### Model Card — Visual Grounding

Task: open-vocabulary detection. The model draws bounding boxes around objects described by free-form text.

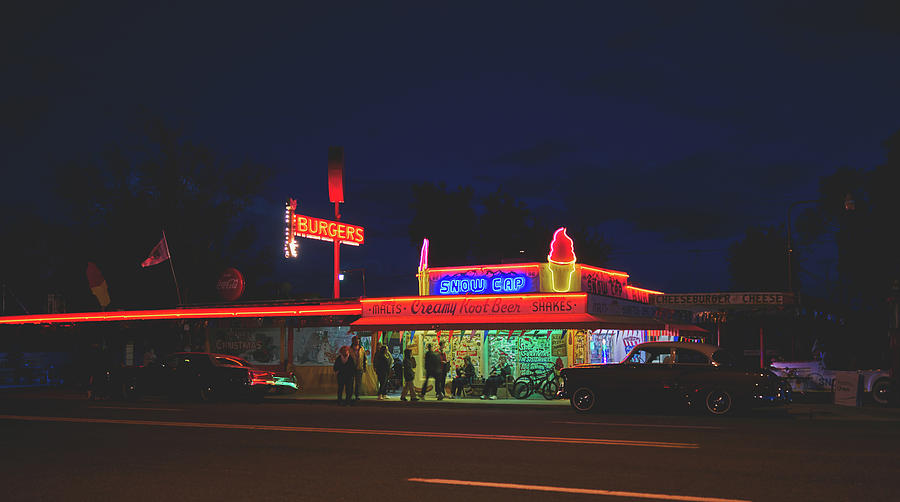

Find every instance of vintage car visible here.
[116,352,276,401]
[558,342,792,415]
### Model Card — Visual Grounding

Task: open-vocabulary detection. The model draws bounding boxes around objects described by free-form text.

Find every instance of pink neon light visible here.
[0,305,362,325]
[419,238,429,271]
[548,228,576,264]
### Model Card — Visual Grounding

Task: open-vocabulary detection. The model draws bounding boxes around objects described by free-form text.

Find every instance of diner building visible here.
[0,228,704,396]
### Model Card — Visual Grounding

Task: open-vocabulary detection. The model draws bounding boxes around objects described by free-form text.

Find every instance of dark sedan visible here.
[117,352,275,402]
[558,342,791,415]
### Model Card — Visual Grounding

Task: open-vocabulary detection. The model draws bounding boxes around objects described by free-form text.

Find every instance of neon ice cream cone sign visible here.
[548,227,577,292]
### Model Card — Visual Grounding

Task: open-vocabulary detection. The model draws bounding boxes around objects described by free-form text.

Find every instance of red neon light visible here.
[627,286,664,295]
[361,292,587,303]
[0,305,362,325]
[426,263,541,274]
[579,265,630,278]
[548,227,576,264]
[292,214,364,245]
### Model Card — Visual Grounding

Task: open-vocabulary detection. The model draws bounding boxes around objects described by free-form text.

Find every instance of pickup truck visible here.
[769,360,891,405]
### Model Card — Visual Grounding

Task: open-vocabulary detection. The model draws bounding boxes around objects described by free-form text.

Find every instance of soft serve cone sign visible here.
[548,227,577,292]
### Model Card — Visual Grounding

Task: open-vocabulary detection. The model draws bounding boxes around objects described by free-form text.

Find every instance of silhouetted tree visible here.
[727,225,789,292]
[52,115,273,308]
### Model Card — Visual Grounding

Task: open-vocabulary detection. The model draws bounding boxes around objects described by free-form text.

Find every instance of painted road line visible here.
[89,406,185,412]
[408,478,750,502]
[554,421,726,430]
[0,415,698,449]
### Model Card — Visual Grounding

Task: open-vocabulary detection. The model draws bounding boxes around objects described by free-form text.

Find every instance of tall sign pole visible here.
[328,147,345,299]
[284,148,363,299]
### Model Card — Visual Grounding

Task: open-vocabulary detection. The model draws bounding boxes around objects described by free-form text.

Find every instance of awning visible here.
[666,323,709,333]
[349,313,665,332]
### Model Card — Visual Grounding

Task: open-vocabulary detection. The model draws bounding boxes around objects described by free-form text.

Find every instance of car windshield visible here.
[215,356,251,367]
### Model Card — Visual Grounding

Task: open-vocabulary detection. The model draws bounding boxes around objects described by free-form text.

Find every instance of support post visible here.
[333,202,341,299]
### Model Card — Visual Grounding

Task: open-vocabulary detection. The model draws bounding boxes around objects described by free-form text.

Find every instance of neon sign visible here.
[548,227,577,292]
[284,199,364,258]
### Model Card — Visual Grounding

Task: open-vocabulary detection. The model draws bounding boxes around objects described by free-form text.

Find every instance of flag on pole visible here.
[141,235,171,267]
[86,262,111,308]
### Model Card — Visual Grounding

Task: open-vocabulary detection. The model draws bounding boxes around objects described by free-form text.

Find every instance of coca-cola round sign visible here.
[217,268,245,301]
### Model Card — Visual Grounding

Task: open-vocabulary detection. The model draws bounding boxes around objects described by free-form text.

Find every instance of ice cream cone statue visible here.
[548,227,577,292]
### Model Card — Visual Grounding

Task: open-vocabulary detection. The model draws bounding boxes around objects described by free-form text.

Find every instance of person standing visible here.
[349,335,367,400]
[400,348,418,402]
[436,340,449,400]
[333,346,355,406]
[421,344,440,400]
[374,344,392,400]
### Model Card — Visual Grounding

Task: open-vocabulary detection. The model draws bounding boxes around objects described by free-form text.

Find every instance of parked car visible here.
[558,342,792,415]
[210,354,300,394]
[115,352,275,402]
[769,359,892,405]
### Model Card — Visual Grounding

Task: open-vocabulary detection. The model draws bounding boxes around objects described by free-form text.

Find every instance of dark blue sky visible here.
[4,2,899,297]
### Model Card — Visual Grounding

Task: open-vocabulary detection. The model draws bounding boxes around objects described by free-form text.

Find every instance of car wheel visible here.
[704,389,733,416]
[570,387,596,413]
[871,378,891,406]
[198,384,214,402]
[122,382,139,401]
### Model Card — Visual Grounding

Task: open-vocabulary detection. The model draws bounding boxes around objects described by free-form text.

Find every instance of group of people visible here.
[333,337,514,403]
[331,335,369,405]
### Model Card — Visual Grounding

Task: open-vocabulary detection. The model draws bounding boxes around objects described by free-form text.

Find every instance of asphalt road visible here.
[1,391,898,502]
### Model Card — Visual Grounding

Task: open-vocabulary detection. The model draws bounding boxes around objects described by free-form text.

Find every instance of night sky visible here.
[4,2,899,298]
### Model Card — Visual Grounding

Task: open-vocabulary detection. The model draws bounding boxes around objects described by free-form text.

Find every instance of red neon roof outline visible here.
[361,292,587,303]
[425,263,542,274]
[0,305,362,325]
[579,264,630,278]
[627,285,665,295]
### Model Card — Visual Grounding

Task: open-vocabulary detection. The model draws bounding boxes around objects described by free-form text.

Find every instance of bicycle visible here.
[512,365,559,400]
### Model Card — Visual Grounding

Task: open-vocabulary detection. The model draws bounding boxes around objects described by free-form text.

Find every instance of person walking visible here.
[333,346,355,406]
[421,344,440,400]
[436,340,449,400]
[349,335,367,400]
[374,344,393,400]
[400,348,418,402]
